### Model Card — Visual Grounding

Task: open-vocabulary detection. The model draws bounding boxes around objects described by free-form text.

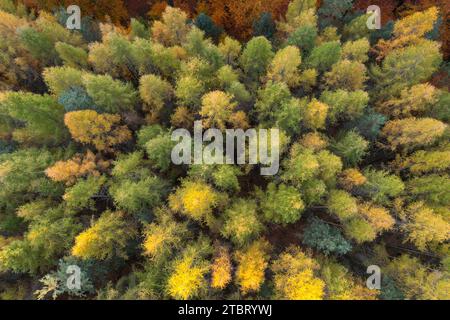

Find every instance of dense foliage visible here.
[0,0,449,300]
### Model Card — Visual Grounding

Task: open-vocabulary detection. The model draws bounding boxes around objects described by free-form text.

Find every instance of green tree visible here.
[258,183,304,225]
[303,218,352,255]
[240,36,274,81]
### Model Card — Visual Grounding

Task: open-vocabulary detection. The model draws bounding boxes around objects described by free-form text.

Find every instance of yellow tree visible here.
[151,6,190,46]
[235,239,271,294]
[169,180,221,227]
[199,91,237,130]
[64,110,132,152]
[401,202,450,251]
[267,46,301,87]
[272,246,325,300]
[72,211,137,260]
[382,118,447,151]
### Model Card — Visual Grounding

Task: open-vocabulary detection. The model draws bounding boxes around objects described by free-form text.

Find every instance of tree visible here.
[305,41,341,72]
[381,118,447,151]
[166,252,209,300]
[235,239,271,294]
[342,38,370,63]
[377,83,438,118]
[143,211,189,261]
[267,46,301,87]
[253,12,276,40]
[43,66,84,96]
[151,6,190,46]
[303,98,329,130]
[175,76,205,108]
[358,202,395,234]
[57,86,97,113]
[400,149,450,175]
[318,0,354,29]
[64,110,132,152]
[45,150,107,186]
[302,218,352,255]
[372,41,442,101]
[407,174,450,206]
[63,175,106,211]
[194,13,222,41]
[0,206,81,274]
[211,246,232,289]
[82,74,138,113]
[199,91,237,129]
[282,145,319,186]
[374,7,440,61]
[0,148,63,213]
[55,42,88,69]
[0,92,67,146]
[327,190,358,221]
[343,217,376,243]
[258,183,304,225]
[401,202,450,251]
[218,36,242,66]
[361,169,405,204]
[169,180,221,227]
[286,25,317,56]
[221,199,264,246]
[110,176,167,215]
[72,211,137,260]
[330,131,368,167]
[271,246,325,300]
[385,254,450,300]
[324,59,367,91]
[139,74,173,123]
[320,90,369,123]
[240,36,274,81]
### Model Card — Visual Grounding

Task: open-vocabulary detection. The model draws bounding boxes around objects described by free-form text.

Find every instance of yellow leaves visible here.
[282,270,325,300]
[64,110,131,152]
[267,46,301,87]
[45,150,108,185]
[394,7,439,40]
[151,6,190,46]
[402,202,450,251]
[375,7,440,61]
[199,91,237,130]
[169,180,219,225]
[358,203,395,233]
[272,246,324,300]
[211,247,232,289]
[171,106,195,129]
[378,83,438,118]
[167,255,209,300]
[235,239,271,294]
[382,117,447,151]
[300,132,327,151]
[304,98,328,130]
[339,168,367,191]
[72,226,101,259]
[72,211,136,260]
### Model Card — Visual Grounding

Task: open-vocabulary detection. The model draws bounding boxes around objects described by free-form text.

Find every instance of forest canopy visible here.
[0,0,449,300]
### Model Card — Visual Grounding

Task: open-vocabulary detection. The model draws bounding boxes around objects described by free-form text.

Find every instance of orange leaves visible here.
[64,110,131,152]
[211,246,232,289]
[45,150,109,186]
